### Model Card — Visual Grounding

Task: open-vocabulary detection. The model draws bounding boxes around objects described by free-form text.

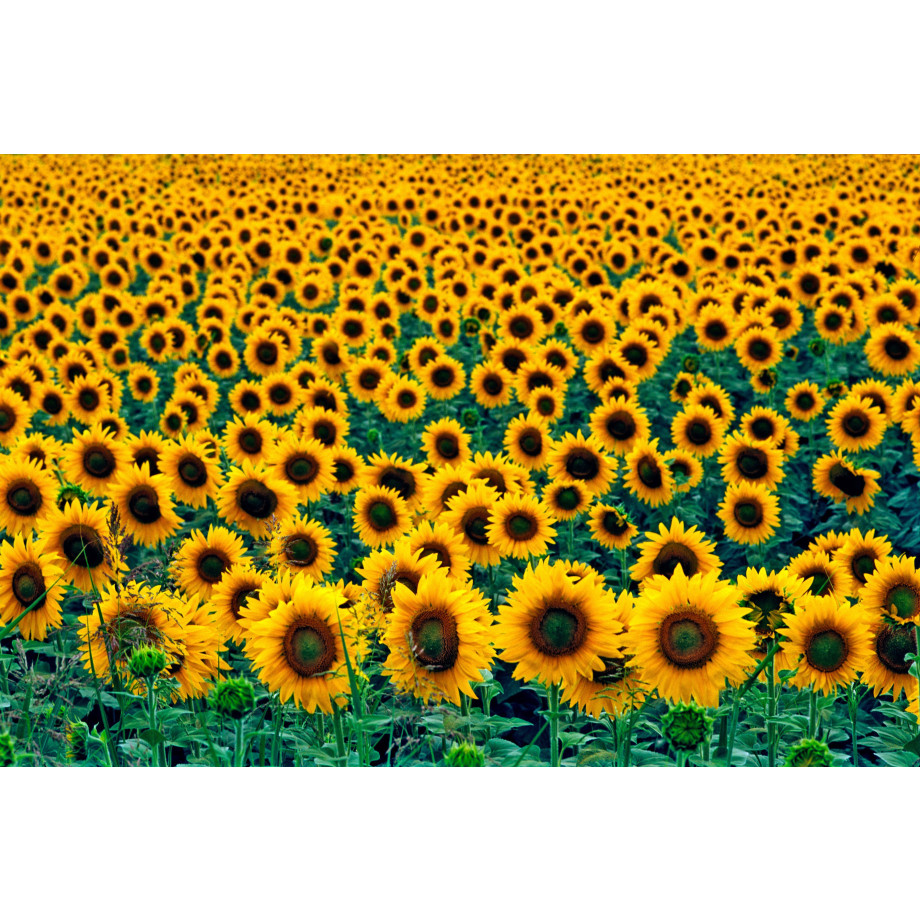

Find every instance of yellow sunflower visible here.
[622,438,674,507]
[171,526,248,601]
[268,515,337,581]
[0,534,67,641]
[718,481,780,546]
[811,450,882,515]
[108,464,182,547]
[861,555,920,624]
[268,432,335,503]
[860,614,917,700]
[422,417,472,469]
[778,594,872,696]
[382,571,494,706]
[486,492,557,560]
[160,433,225,509]
[62,422,131,498]
[834,529,892,596]
[353,485,412,549]
[735,567,809,663]
[395,520,472,582]
[628,567,756,707]
[589,397,651,456]
[587,503,638,551]
[504,413,554,470]
[826,396,885,453]
[495,558,626,687]
[719,432,785,490]
[217,460,298,539]
[0,456,58,536]
[209,564,269,644]
[631,517,721,585]
[547,430,617,497]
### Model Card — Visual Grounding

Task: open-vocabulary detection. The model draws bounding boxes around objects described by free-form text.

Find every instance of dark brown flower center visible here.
[197,550,230,583]
[530,603,586,656]
[7,480,41,516]
[12,562,46,607]
[652,542,699,578]
[128,486,161,524]
[237,480,278,519]
[734,501,763,527]
[410,609,459,671]
[84,445,116,478]
[875,624,916,674]
[283,617,336,677]
[659,609,718,669]
[565,449,600,481]
[637,457,662,488]
[805,629,848,672]
[60,525,105,568]
[179,455,208,487]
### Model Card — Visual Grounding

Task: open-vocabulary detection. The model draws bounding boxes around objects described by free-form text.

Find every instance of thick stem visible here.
[848,685,859,768]
[147,675,159,768]
[809,691,819,739]
[767,657,777,768]
[726,691,740,766]
[547,683,561,767]
[234,720,244,768]
[332,705,347,767]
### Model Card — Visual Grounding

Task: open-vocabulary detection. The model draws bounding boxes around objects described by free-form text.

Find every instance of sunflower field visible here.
[1,153,920,769]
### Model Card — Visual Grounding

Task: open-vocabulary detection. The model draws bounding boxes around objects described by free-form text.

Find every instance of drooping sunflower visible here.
[628,567,756,707]
[171,526,248,601]
[588,503,638,551]
[495,558,626,687]
[353,485,412,549]
[108,464,182,547]
[39,500,125,592]
[546,430,616,497]
[160,433,225,509]
[811,450,882,515]
[718,481,780,546]
[382,571,494,705]
[861,555,920,624]
[268,515,337,581]
[0,456,58,536]
[719,432,785,490]
[826,396,885,453]
[622,438,674,507]
[422,417,472,469]
[631,518,722,585]
[242,578,360,713]
[209,564,269,644]
[589,397,651,456]
[0,534,67,642]
[860,614,917,700]
[217,460,298,539]
[486,492,557,560]
[778,594,872,696]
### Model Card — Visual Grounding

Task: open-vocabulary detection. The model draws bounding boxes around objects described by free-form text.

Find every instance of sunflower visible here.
[422,417,472,468]
[0,387,35,448]
[466,450,529,497]
[222,414,278,466]
[419,354,465,400]
[735,326,782,373]
[735,567,809,661]
[834,529,892,596]
[542,481,591,521]
[785,380,826,422]
[0,456,57,536]
[470,362,514,409]
[61,422,131,498]
[525,385,566,423]
[663,448,704,493]
[718,481,780,546]
[328,445,367,495]
[860,614,917,700]
[442,480,502,567]
[588,503,638,551]
[382,571,494,706]
[160,433,225,508]
[631,518,721,585]
[241,578,360,713]
[353,485,411,549]
[108,464,182,547]
[786,550,847,599]
[861,555,920,624]
[779,595,872,696]
[396,520,472,582]
[628,567,756,707]
[546,431,616,497]
[171,526,248,601]
[218,460,298,539]
[486,492,557,560]
[826,396,885,453]
[359,452,428,512]
[686,382,736,428]
[503,413,553,470]
[589,397,651,456]
[268,515,337,581]
[719,432,785,490]
[495,558,626,687]
[268,432,335,503]
[623,438,674,507]
[39,500,125,592]
[209,564,269,644]
[0,534,67,642]
[865,323,920,377]
[811,450,881,515]
[671,404,725,458]
[382,376,427,423]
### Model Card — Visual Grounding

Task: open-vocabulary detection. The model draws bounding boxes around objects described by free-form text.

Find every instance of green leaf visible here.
[139,728,166,747]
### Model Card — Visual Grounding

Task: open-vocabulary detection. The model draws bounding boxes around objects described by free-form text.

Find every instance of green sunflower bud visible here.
[0,731,15,767]
[128,644,167,681]
[785,738,833,767]
[681,355,700,373]
[56,483,93,511]
[554,322,568,337]
[461,408,480,427]
[209,678,256,720]
[367,428,381,445]
[661,700,713,752]
[445,741,485,768]
[463,317,481,335]
[808,338,826,357]
[66,721,90,761]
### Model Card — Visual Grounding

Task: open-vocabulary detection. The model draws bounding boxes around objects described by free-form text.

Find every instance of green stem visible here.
[146,675,159,768]
[809,691,818,739]
[915,623,920,729]
[767,656,777,768]
[726,691,740,765]
[0,655,9,695]
[234,720,244,768]
[271,695,283,766]
[847,685,859,768]
[332,705,347,766]
[547,683,561,767]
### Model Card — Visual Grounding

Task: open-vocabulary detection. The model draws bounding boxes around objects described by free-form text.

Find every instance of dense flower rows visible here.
[1,154,919,767]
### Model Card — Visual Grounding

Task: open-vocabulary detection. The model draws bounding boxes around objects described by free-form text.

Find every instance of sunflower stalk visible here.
[767,656,777,767]
[546,682,562,767]
[335,614,367,766]
[846,683,859,767]
[331,705,347,766]
[146,675,159,767]
[234,719,245,768]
